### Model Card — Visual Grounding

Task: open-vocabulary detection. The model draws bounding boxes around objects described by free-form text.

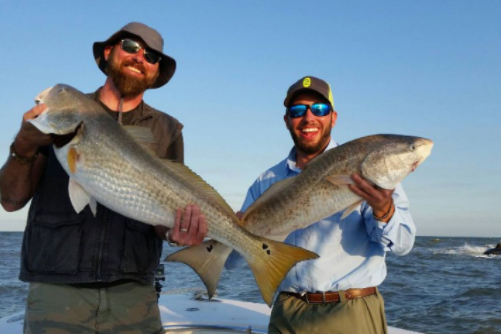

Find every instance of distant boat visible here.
[0,290,423,333]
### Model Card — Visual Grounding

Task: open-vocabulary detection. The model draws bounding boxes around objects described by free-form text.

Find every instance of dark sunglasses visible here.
[287,103,332,118]
[119,39,162,65]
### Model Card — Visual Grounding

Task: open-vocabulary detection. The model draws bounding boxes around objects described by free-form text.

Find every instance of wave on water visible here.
[430,242,500,258]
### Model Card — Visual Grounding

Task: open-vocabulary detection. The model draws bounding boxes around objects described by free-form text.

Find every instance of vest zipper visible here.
[96,208,108,281]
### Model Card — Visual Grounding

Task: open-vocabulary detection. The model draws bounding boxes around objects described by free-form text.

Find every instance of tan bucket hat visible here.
[93,22,176,88]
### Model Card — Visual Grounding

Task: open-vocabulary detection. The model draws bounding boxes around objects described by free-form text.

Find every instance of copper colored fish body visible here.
[28,84,319,306]
[242,134,434,240]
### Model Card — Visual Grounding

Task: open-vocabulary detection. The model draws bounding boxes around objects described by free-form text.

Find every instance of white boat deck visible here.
[0,291,423,333]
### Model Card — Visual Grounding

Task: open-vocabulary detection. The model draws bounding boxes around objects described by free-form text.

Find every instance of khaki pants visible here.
[269,288,388,334]
[24,281,164,334]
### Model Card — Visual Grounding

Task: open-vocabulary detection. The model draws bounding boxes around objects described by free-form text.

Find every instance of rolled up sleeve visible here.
[364,183,416,255]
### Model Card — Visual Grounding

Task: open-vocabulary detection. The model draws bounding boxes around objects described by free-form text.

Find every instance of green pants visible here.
[24,281,164,334]
[268,288,388,334]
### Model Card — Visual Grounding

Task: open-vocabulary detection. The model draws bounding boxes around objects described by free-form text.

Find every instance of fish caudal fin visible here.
[246,238,319,307]
[165,240,232,299]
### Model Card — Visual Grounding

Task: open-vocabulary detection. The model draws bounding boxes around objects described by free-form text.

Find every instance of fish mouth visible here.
[35,86,53,105]
[27,111,78,137]
[411,161,420,172]
[410,138,434,172]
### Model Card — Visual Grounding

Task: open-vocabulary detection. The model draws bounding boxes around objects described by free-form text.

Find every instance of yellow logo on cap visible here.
[328,84,335,109]
[303,77,311,88]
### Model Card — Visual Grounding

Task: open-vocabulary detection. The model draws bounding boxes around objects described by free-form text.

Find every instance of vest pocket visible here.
[27,212,84,274]
[120,219,161,273]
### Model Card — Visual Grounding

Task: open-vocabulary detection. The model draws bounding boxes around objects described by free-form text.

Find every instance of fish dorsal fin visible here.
[242,177,295,221]
[123,125,155,143]
[302,152,324,171]
[123,125,158,157]
[160,160,238,219]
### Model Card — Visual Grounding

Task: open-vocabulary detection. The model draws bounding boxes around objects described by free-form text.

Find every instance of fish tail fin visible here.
[246,238,319,307]
[165,240,232,299]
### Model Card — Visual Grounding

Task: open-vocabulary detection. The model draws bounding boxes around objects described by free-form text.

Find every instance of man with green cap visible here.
[0,22,207,333]
[226,76,416,334]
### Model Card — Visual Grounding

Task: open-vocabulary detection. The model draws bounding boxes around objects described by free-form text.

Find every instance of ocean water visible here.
[0,233,500,334]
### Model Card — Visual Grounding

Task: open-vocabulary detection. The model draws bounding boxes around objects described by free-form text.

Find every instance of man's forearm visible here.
[0,153,45,211]
[1,105,53,211]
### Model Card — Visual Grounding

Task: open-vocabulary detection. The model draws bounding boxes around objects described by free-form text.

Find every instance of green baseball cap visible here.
[284,76,335,109]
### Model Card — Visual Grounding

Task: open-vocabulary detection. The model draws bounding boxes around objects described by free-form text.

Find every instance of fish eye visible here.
[410,145,416,151]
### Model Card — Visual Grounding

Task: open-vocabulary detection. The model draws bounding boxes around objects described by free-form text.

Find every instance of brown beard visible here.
[105,48,159,97]
[288,118,332,155]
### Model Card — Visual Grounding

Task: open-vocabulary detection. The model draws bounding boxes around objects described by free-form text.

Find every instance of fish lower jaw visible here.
[26,119,55,135]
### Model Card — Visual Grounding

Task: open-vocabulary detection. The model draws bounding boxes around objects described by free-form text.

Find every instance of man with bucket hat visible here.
[225,76,416,334]
[0,22,207,333]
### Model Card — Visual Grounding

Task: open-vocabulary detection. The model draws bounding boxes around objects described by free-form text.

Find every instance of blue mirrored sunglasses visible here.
[120,39,162,65]
[287,103,332,118]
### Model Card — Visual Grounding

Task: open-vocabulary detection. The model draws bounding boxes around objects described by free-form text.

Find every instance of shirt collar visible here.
[285,139,339,173]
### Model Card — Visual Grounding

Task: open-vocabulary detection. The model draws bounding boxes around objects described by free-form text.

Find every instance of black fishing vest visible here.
[19,89,184,285]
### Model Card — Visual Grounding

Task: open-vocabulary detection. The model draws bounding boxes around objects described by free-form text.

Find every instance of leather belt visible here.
[281,287,377,304]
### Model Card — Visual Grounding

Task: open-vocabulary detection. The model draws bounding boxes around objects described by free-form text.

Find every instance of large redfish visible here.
[168,134,433,297]
[28,84,319,307]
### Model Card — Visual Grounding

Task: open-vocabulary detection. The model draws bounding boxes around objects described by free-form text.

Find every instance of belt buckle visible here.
[301,291,326,304]
[300,290,310,304]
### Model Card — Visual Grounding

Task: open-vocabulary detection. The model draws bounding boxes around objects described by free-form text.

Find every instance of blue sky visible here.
[0,0,499,237]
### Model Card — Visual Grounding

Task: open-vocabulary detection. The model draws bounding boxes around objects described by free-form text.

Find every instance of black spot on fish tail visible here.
[206,244,213,253]
[267,250,271,255]
[262,243,269,250]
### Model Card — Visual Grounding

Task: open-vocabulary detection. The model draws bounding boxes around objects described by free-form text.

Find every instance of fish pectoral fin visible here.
[165,240,233,299]
[340,199,364,220]
[325,175,355,186]
[68,178,91,214]
[246,238,319,307]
